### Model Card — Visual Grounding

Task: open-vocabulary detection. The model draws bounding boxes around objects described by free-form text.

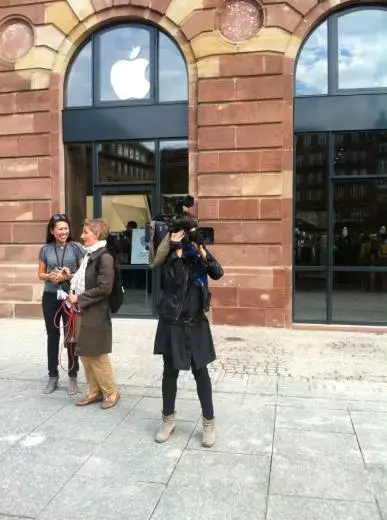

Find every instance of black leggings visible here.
[42,291,79,378]
[162,355,214,420]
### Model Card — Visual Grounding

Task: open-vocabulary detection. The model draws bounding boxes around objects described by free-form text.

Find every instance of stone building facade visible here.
[0,0,379,327]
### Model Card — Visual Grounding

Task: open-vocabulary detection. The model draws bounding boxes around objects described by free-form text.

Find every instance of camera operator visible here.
[153,215,224,448]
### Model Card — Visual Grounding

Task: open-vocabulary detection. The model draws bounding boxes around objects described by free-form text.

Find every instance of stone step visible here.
[0,301,41,319]
[0,264,39,284]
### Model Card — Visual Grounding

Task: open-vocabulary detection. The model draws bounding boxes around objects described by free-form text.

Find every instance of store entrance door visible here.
[95,185,156,317]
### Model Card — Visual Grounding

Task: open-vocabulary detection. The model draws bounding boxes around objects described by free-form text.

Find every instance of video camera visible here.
[146,195,215,267]
[154,195,214,246]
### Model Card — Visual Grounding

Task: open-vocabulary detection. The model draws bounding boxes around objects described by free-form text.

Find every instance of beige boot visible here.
[202,417,215,448]
[155,413,176,443]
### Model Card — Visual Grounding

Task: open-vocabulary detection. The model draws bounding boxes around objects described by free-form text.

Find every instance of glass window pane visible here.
[295,133,328,266]
[99,191,153,316]
[294,271,327,321]
[332,271,387,322]
[120,269,152,316]
[333,178,387,267]
[99,27,151,102]
[98,141,155,182]
[160,140,188,214]
[65,143,93,239]
[159,32,187,102]
[66,41,92,107]
[338,9,387,90]
[334,131,387,176]
[296,22,328,96]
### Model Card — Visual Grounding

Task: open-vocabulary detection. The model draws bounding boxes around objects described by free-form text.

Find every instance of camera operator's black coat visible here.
[154,247,224,370]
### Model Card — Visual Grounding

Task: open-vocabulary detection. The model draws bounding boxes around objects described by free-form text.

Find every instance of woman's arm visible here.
[199,247,224,280]
[77,253,114,310]
[38,261,57,283]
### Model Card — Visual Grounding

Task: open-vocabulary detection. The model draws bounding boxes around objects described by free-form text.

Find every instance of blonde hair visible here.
[83,218,109,240]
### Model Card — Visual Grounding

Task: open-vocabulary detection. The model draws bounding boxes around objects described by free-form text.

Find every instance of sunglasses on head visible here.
[52,214,68,222]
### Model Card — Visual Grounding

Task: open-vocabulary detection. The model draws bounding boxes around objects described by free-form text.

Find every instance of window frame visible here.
[64,23,188,109]
[295,6,387,98]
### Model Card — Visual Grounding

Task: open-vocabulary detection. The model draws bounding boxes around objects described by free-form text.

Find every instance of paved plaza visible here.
[1,318,387,519]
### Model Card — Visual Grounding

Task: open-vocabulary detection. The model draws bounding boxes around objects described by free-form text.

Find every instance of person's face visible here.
[51,221,69,244]
[81,225,98,247]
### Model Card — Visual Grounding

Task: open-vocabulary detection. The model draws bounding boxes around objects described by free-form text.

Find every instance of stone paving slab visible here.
[266,495,381,520]
[150,450,269,520]
[0,435,97,518]
[37,476,164,520]
[187,401,275,455]
[77,416,195,485]
[276,406,354,433]
[270,430,374,502]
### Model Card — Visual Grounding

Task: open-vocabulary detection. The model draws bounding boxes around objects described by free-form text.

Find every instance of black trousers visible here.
[42,291,79,378]
[162,355,214,420]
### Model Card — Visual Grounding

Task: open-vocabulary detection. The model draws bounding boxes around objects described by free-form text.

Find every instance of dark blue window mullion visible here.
[327,132,334,323]
[92,141,99,218]
[155,139,161,215]
[154,28,159,103]
[93,33,100,105]
[328,14,338,95]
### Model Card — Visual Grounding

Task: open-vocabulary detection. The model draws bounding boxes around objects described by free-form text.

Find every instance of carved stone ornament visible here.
[217,0,264,43]
[0,18,34,64]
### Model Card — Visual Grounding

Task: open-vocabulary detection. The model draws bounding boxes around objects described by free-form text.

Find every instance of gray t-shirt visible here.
[39,241,84,293]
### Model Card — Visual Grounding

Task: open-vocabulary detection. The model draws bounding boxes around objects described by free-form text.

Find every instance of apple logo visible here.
[110,46,150,101]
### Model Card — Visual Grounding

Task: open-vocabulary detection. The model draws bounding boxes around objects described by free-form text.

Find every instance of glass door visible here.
[95,185,156,317]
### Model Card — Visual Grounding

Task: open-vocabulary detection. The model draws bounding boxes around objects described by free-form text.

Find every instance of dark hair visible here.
[127,221,138,229]
[46,214,73,244]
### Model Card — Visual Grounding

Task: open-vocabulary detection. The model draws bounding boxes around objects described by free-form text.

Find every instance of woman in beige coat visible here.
[67,218,120,409]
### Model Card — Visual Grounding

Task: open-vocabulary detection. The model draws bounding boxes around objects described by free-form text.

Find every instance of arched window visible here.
[296,7,387,96]
[65,24,188,107]
[293,7,387,326]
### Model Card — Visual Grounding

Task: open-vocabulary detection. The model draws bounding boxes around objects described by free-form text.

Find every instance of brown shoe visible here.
[101,390,120,409]
[76,393,103,406]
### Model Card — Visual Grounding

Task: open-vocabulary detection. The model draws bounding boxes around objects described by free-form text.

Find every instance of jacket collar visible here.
[88,247,107,262]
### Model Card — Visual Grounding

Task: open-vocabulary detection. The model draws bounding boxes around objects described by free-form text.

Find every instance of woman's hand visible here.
[48,272,60,284]
[62,267,71,279]
[171,230,185,258]
[170,230,185,243]
[198,245,207,260]
[67,293,78,304]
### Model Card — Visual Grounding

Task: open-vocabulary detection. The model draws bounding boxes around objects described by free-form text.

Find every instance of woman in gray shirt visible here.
[38,214,84,395]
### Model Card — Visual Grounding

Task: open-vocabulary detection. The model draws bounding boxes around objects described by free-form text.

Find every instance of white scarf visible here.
[70,240,107,296]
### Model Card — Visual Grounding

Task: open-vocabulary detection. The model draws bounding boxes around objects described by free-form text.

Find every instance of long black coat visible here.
[75,248,114,357]
[154,247,224,370]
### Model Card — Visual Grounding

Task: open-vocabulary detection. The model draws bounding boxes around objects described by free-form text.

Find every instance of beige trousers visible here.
[81,354,116,397]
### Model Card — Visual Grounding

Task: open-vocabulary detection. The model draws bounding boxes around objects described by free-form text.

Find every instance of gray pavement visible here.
[1,318,387,519]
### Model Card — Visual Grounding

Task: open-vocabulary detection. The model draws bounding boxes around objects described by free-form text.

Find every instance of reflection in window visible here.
[295,133,328,266]
[65,42,92,107]
[295,22,328,96]
[159,33,188,102]
[332,271,387,323]
[65,143,93,239]
[65,25,188,106]
[333,179,387,267]
[334,131,387,176]
[98,141,155,182]
[99,27,151,102]
[338,9,387,90]
[160,140,189,214]
[294,271,327,321]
